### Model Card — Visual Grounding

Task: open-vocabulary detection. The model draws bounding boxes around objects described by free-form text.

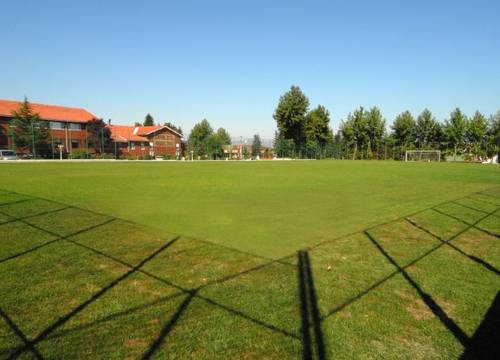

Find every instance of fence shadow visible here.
[1,186,499,358]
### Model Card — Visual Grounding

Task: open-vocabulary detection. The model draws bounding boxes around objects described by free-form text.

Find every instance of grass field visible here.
[0,161,499,359]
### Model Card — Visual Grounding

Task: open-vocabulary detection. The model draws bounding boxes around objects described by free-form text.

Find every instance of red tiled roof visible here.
[0,99,98,123]
[108,125,147,142]
[135,125,164,136]
[136,125,183,138]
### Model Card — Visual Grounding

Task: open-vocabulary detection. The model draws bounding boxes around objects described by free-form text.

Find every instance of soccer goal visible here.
[405,150,441,162]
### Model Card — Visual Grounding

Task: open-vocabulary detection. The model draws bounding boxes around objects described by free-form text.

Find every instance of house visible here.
[108,124,183,158]
[0,99,98,153]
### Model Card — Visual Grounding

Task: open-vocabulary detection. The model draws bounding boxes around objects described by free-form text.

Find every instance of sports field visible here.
[0,161,499,359]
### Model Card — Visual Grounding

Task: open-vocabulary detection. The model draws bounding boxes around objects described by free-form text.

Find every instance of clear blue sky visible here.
[2,0,499,138]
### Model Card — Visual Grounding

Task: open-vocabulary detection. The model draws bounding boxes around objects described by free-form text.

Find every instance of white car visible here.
[0,149,18,160]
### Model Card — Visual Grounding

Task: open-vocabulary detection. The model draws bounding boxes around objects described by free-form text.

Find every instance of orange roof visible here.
[108,125,147,142]
[135,125,164,136]
[0,99,98,123]
[135,125,183,138]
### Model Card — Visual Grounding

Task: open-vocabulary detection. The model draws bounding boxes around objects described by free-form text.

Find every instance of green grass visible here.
[0,161,499,358]
[1,161,498,257]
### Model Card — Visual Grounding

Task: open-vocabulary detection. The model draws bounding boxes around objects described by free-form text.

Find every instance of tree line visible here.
[273,86,500,161]
[187,119,231,159]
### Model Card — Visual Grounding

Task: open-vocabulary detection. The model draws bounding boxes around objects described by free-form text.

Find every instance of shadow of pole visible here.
[460,290,500,359]
[298,251,326,360]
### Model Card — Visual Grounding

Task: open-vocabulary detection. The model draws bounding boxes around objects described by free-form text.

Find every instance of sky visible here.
[1,0,499,138]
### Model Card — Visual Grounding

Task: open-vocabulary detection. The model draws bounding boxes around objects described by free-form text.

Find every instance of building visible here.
[230,144,274,159]
[0,99,98,153]
[108,124,183,158]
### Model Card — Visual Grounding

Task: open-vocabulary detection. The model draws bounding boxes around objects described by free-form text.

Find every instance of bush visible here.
[69,150,91,159]
[91,153,115,159]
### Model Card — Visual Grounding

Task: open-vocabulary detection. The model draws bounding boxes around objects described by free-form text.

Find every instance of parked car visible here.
[19,153,34,160]
[0,149,18,160]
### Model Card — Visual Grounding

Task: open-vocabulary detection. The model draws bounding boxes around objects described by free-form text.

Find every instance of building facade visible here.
[0,99,98,154]
[108,124,183,158]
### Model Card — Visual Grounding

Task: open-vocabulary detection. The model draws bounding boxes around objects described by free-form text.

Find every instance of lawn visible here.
[0,161,499,359]
[0,161,499,257]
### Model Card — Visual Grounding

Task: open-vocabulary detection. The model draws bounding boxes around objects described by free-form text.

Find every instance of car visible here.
[0,149,18,160]
[19,153,34,160]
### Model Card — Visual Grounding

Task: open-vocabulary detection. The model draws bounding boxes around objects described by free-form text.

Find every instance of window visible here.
[131,142,136,150]
[141,142,145,150]
[71,140,79,149]
[50,121,64,130]
[68,123,82,131]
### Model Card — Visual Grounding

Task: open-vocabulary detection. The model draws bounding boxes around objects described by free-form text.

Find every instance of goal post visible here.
[405,150,441,162]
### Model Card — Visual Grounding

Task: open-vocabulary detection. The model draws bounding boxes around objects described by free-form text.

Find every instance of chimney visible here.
[108,119,112,126]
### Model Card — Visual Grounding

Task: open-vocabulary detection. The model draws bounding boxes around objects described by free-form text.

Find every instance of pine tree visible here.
[10,98,50,157]
[143,114,154,126]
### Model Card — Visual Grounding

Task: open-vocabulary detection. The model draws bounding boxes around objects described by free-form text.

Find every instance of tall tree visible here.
[305,105,333,158]
[391,111,416,159]
[365,107,386,159]
[252,134,262,158]
[415,109,441,149]
[10,98,50,157]
[273,86,309,154]
[187,119,213,157]
[143,114,154,126]
[444,108,468,159]
[466,111,487,158]
[87,118,111,154]
[340,107,369,160]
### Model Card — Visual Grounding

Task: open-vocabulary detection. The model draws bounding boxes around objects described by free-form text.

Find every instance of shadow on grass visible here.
[298,251,326,360]
[7,237,180,358]
[364,231,470,347]
[461,290,500,359]
[0,308,44,360]
[141,290,197,359]
[404,218,500,276]
[1,185,499,358]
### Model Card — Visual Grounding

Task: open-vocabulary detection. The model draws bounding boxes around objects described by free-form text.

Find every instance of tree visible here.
[486,111,500,157]
[305,105,333,158]
[86,118,112,154]
[415,109,441,149]
[207,127,231,159]
[466,111,487,158]
[10,98,50,157]
[134,122,142,127]
[444,108,468,159]
[252,134,262,158]
[365,107,386,159]
[391,111,416,159]
[143,114,154,126]
[242,146,250,159]
[273,131,294,158]
[340,107,368,160]
[187,119,213,158]
[273,86,309,154]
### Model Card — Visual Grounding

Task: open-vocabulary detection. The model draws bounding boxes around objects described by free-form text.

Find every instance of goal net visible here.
[405,150,441,162]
